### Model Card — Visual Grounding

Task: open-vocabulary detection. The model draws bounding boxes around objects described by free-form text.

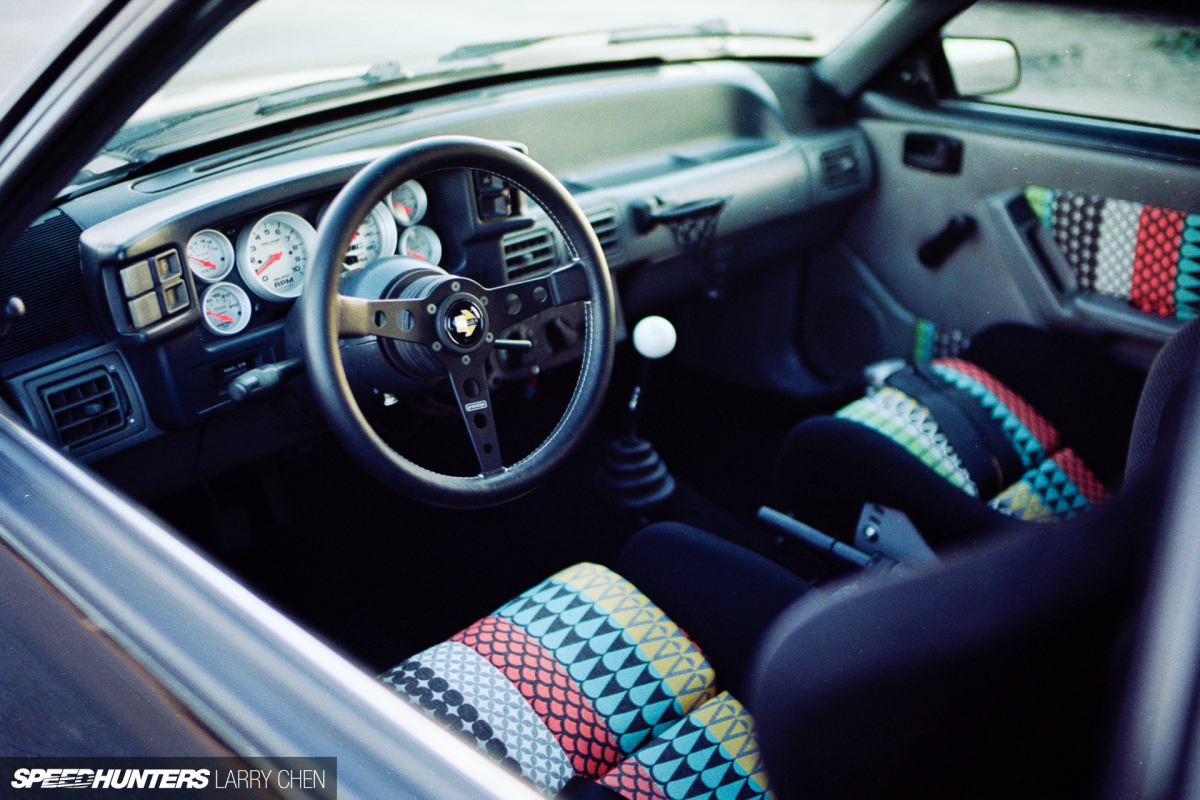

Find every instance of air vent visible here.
[40,367,128,450]
[503,228,557,280]
[820,144,861,189]
[586,206,622,258]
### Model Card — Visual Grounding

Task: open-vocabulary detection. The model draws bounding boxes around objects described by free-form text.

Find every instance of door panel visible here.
[802,99,1200,380]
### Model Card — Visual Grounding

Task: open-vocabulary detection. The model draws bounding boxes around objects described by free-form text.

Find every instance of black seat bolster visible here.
[748,473,1159,800]
[772,415,1010,547]
[885,367,1020,499]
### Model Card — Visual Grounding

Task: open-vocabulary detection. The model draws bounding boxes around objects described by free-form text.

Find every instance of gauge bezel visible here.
[235,210,316,301]
[200,281,252,336]
[343,202,398,271]
[186,229,235,283]
[387,180,428,226]
[399,224,443,266]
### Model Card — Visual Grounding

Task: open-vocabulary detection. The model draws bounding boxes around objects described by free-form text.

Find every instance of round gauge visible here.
[186,229,235,283]
[399,225,442,265]
[343,202,397,270]
[387,180,428,226]
[201,282,252,336]
[236,211,316,301]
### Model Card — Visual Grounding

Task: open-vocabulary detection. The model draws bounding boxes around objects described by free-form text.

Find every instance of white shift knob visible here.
[632,316,676,359]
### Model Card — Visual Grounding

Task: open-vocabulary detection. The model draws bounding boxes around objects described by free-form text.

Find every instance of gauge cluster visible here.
[177,179,446,340]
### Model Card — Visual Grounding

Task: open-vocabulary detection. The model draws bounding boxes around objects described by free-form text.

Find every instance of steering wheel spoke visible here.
[445,357,504,475]
[338,295,434,343]
[486,260,589,330]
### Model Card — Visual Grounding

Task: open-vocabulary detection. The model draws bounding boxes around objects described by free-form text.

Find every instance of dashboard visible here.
[0,60,872,497]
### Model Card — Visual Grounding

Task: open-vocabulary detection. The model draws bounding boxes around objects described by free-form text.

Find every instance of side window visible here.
[942,2,1200,131]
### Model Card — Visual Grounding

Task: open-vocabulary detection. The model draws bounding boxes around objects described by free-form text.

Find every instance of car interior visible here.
[2,0,1199,796]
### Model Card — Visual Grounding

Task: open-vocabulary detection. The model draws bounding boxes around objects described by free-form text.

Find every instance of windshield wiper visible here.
[255,58,502,115]
[608,19,813,45]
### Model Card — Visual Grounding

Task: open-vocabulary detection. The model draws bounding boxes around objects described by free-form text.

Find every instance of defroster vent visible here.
[503,228,557,280]
[40,367,129,450]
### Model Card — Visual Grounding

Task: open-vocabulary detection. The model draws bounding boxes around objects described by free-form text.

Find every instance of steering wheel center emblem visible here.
[443,298,486,348]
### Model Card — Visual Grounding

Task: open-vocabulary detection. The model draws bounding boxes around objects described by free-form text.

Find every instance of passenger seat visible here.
[771,323,1157,548]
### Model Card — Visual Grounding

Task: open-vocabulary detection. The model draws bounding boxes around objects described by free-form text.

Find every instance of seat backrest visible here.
[748,470,1163,799]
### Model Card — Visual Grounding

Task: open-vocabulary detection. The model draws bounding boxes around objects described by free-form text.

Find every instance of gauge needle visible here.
[207,311,233,322]
[256,251,283,275]
[409,252,426,260]
[191,257,217,269]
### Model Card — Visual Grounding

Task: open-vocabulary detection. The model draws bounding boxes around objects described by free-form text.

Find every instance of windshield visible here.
[77,0,879,188]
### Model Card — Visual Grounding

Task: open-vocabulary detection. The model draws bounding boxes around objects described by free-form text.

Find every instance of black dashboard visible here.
[0,60,871,497]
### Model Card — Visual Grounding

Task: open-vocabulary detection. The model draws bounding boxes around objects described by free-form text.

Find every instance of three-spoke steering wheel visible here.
[301,137,616,508]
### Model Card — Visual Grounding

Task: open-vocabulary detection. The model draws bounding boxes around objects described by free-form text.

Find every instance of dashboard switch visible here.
[162,281,190,313]
[478,192,511,219]
[154,251,183,281]
[127,293,163,328]
[119,261,154,299]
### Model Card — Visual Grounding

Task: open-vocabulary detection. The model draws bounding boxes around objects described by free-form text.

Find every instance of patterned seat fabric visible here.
[381,562,774,799]
[1025,186,1200,320]
[837,357,1108,523]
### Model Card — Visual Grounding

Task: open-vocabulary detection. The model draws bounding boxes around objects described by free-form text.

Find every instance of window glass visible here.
[944,2,1200,130]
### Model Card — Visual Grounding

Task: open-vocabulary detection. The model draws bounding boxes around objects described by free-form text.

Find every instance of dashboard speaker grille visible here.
[503,227,557,280]
[41,367,128,449]
[0,210,99,363]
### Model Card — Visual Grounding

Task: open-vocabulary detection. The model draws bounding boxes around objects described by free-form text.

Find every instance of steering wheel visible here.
[301,136,616,508]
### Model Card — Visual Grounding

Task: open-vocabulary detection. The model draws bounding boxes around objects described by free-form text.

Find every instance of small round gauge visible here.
[343,202,397,270]
[201,282,252,336]
[399,225,442,265]
[387,180,428,226]
[236,211,316,301]
[186,229,235,283]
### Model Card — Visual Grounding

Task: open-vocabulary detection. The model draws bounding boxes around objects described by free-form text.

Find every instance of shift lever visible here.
[598,316,677,511]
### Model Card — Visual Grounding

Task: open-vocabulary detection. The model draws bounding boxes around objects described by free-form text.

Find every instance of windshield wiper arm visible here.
[255,58,502,115]
[608,18,813,45]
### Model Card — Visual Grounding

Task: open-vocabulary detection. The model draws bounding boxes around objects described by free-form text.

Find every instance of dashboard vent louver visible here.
[503,228,557,280]
[820,144,861,189]
[586,206,622,258]
[41,367,128,450]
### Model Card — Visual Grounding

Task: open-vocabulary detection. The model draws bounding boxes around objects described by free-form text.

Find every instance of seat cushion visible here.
[774,337,1119,545]
[382,562,719,794]
[599,691,774,800]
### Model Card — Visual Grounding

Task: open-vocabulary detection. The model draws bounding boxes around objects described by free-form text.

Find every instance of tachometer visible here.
[387,180,428,226]
[236,211,316,301]
[343,202,397,270]
[186,229,235,283]
[399,225,442,265]
[200,282,252,336]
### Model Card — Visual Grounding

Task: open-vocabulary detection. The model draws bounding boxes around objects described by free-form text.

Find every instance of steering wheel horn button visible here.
[440,295,488,350]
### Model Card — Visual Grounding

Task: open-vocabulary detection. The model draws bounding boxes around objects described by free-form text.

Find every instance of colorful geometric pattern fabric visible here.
[929,358,1061,472]
[911,318,969,363]
[988,448,1109,522]
[381,641,574,791]
[837,386,978,497]
[600,692,775,800]
[836,354,1110,522]
[495,563,717,756]
[381,562,717,794]
[1025,186,1200,320]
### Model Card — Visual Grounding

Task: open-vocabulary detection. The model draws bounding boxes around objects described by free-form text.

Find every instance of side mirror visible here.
[942,37,1020,96]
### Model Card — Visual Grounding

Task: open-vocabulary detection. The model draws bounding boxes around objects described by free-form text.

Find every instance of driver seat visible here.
[380,527,810,800]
